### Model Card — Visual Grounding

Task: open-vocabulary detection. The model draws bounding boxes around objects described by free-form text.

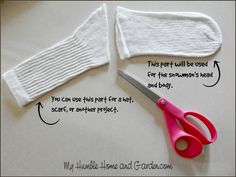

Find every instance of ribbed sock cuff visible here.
[3,34,97,106]
[3,4,110,106]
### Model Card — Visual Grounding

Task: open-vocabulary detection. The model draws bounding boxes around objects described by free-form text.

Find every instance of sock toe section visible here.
[116,7,222,59]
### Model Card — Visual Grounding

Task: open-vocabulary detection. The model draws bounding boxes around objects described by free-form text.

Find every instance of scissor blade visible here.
[117,70,161,103]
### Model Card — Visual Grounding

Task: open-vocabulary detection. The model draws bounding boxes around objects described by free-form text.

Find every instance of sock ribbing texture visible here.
[3,4,110,106]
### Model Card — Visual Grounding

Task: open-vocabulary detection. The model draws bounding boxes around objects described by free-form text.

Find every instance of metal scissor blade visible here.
[117,70,162,103]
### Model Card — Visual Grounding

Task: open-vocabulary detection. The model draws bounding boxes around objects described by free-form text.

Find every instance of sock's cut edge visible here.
[74,4,110,65]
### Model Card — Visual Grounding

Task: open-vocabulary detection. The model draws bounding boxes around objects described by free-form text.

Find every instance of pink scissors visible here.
[118,70,217,158]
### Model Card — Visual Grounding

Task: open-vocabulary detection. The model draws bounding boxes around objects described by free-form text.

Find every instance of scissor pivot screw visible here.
[160,99,166,105]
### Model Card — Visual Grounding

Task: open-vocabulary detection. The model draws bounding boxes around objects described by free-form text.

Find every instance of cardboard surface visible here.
[1,1,235,176]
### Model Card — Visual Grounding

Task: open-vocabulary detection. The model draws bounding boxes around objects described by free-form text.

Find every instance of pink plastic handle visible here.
[183,112,217,144]
[157,97,217,158]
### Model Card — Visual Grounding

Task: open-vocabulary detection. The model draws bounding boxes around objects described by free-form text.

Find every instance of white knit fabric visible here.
[3,4,110,106]
[116,7,222,60]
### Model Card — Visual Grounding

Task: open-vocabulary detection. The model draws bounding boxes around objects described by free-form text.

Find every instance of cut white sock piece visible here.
[116,7,222,60]
[3,4,110,106]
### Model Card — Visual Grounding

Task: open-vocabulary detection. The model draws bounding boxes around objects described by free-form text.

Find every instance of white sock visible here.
[116,7,222,60]
[3,4,110,106]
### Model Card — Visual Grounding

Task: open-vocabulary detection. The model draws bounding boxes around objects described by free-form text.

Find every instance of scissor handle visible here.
[157,98,217,158]
[182,112,217,144]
